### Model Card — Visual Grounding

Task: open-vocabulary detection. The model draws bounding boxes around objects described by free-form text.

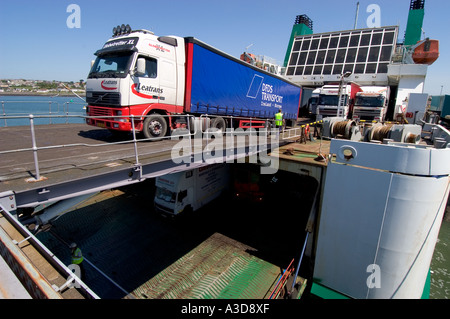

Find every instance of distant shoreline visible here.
[0,92,85,98]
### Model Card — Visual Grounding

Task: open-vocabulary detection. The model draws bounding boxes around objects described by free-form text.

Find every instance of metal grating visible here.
[131,233,280,299]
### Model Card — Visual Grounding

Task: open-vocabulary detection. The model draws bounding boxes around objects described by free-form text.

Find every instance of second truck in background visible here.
[352,86,390,122]
[309,83,389,122]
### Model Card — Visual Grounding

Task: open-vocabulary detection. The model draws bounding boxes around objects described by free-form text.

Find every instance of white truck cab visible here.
[86,25,185,133]
[352,87,389,122]
[316,85,351,119]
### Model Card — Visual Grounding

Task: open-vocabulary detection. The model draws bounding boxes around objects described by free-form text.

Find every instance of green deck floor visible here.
[131,233,282,299]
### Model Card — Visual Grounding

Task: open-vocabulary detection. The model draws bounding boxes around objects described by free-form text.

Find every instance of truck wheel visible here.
[143,114,167,140]
[210,117,227,132]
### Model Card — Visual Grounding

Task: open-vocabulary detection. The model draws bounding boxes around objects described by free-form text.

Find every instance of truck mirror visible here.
[90,60,95,68]
[136,58,146,76]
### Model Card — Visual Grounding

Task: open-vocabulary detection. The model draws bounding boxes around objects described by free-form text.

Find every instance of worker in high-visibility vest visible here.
[275,109,284,137]
[70,242,85,279]
[275,109,284,128]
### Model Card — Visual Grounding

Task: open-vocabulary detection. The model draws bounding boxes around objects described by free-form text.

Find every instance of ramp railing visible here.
[1,99,86,127]
[268,258,295,299]
[0,112,288,184]
[0,201,100,299]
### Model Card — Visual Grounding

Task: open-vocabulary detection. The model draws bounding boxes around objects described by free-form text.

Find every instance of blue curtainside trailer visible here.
[184,38,301,122]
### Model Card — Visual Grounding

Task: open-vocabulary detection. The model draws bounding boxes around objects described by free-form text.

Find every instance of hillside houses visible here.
[0,79,85,95]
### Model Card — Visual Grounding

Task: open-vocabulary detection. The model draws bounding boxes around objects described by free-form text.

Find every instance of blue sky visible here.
[0,0,448,95]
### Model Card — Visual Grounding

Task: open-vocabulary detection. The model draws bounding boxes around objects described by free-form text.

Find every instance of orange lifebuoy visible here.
[305,124,310,136]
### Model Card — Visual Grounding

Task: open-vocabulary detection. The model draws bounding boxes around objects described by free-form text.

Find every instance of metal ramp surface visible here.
[130,233,281,299]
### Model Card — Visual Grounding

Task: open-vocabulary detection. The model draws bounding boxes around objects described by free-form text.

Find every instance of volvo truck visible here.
[85,24,302,139]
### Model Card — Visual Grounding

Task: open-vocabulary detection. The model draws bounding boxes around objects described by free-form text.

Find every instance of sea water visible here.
[0,95,86,127]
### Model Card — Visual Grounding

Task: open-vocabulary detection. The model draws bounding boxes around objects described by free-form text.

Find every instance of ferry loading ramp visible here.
[0,121,327,207]
[0,120,322,299]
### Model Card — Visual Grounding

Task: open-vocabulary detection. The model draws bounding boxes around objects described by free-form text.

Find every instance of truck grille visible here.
[319,109,338,116]
[86,92,121,107]
[89,107,113,117]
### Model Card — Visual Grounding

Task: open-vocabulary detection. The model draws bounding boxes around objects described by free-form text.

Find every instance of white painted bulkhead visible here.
[388,63,428,115]
[313,139,450,299]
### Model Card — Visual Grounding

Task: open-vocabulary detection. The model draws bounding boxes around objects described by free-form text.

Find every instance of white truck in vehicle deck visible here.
[154,164,229,216]
[315,84,358,119]
[352,86,390,122]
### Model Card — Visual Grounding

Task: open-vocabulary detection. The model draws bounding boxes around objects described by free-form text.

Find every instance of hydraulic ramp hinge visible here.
[129,164,143,181]
[0,191,17,216]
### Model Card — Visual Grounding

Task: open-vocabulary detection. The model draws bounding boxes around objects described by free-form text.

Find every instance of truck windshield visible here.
[156,187,176,203]
[355,96,385,107]
[309,97,318,106]
[88,52,133,79]
[319,95,344,106]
